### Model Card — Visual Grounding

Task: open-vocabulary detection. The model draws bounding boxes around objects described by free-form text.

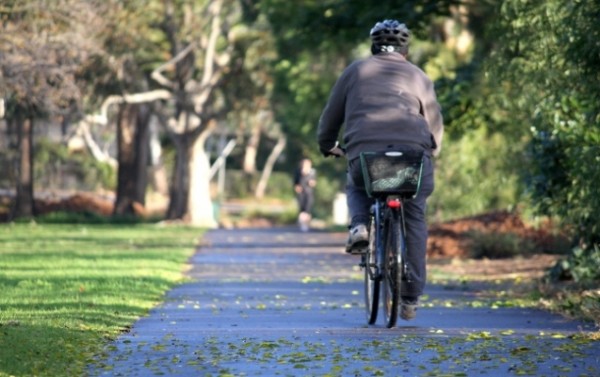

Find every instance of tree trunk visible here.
[243,122,260,174]
[166,134,191,220]
[188,125,218,228]
[133,105,151,204]
[12,115,34,219]
[113,103,151,216]
[157,0,227,226]
[242,122,260,194]
[255,135,286,199]
[148,116,169,195]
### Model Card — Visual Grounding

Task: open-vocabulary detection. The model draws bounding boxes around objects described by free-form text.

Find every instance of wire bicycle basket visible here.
[359,150,424,198]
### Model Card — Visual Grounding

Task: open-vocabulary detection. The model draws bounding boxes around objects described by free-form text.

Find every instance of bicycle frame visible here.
[362,193,411,327]
[363,195,409,284]
[355,148,424,327]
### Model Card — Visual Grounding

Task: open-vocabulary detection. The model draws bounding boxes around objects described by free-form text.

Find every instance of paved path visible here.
[90,228,599,377]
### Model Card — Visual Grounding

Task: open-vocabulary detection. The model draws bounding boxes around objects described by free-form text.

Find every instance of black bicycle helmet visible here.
[370,19,410,48]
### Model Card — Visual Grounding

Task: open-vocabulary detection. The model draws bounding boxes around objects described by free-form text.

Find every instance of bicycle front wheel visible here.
[364,221,379,325]
[382,211,401,328]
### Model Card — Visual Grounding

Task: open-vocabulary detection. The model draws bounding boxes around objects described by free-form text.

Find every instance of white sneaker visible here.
[299,222,309,232]
[345,224,369,254]
[298,212,311,232]
[400,298,418,321]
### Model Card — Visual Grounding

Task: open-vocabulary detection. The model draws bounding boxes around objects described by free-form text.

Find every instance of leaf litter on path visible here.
[88,229,600,377]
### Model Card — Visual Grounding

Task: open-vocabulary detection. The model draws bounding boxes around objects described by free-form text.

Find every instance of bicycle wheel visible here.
[382,210,401,328]
[364,221,379,325]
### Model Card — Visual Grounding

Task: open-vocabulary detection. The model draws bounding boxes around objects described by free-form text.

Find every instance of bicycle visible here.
[358,149,424,328]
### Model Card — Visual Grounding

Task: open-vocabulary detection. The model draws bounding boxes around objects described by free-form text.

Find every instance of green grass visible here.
[0,222,203,377]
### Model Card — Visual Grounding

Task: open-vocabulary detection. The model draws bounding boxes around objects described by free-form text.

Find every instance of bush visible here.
[223,170,295,200]
[548,245,600,284]
[428,128,524,222]
[242,206,298,225]
[34,138,116,191]
[526,129,600,248]
[467,231,536,259]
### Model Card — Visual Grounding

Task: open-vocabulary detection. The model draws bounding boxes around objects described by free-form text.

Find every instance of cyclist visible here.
[317,19,444,320]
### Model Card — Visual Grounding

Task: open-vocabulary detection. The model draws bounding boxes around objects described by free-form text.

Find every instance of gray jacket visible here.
[317,52,444,160]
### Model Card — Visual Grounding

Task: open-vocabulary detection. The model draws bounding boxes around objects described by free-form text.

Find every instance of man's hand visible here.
[327,142,346,157]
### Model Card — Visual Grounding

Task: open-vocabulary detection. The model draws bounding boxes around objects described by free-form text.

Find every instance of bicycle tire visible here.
[382,210,401,328]
[364,221,379,325]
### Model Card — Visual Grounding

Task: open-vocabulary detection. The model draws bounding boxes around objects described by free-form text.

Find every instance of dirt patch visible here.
[0,192,164,221]
[428,254,560,281]
[34,192,115,216]
[427,210,564,258]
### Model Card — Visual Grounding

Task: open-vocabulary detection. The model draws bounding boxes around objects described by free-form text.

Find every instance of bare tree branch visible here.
[255,135,286,199]
[193,0,232,115]
[201,0,223,87]
[151,43,195,89]
[76,120,117,167]
[82,89,172,126]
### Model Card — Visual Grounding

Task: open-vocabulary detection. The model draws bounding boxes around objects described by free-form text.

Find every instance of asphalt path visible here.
[89,228,599,377]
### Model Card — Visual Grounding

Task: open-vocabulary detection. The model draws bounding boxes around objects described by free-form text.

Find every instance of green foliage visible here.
[488,0,600,247]
[526,129,600,246]
[312,170,343,220]
[34,139,116,191]
[224,170,295,200]
[549,245,600,285]
[544,245,600,323]
[241,206,298,225]
[428,128,523,222]
[432,0,600,242]
[467,231,536,260]
[0,223,201,377]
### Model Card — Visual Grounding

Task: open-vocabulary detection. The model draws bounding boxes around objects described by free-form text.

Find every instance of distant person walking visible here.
[294,158,317,232]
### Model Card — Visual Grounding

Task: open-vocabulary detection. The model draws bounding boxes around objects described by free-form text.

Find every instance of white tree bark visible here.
[75,89,172,167]
[243,121,261,174]
[149,116,169,195]
[75,0,231,226]
[255,135,286,199]
[188,122,218,227]
[177,0,230,226]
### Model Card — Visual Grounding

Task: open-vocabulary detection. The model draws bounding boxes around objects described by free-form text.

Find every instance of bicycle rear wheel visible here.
[364,221,379,325]
[382,211,401,328]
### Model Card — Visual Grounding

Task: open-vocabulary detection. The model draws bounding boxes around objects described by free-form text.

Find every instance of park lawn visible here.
[0,223,203,377]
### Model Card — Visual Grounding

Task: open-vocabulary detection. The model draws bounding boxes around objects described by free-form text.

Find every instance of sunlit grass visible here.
[0,222,203,377]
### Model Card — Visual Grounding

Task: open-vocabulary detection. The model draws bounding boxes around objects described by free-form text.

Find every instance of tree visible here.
[68,0,239,225]
[75,0,169,218]
[0,0,101,219]
[113,103,151,216]
[488,0,600,247]
[149,0,240,227]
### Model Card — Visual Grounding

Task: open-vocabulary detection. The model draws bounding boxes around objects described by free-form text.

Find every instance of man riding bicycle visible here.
[317,19,444,321]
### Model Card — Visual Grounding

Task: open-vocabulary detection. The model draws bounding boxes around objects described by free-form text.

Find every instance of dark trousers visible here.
[296,191,314,213]
[346,155,434,298]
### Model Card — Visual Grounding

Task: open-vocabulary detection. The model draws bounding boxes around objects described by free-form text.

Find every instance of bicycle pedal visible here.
[348,247,368,255]
[346,243,368,255]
